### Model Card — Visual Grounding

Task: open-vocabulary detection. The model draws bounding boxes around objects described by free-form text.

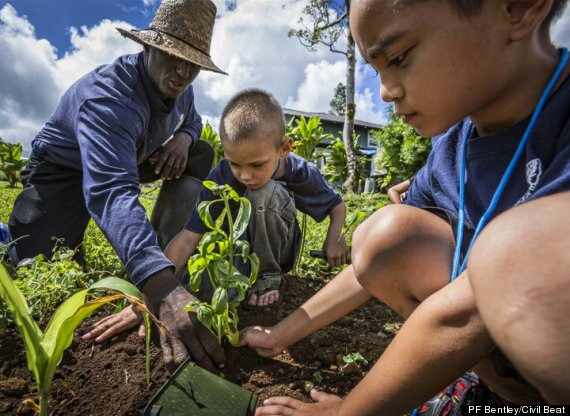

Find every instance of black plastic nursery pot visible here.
[144,358,258,415]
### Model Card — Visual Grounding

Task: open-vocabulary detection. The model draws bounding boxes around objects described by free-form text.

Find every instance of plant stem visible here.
[39,390,48,416]
[293,213,307,276]
[223,195,235,282]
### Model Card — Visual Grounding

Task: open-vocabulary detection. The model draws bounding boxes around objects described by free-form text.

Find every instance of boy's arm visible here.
[164,228,204,274]
[257,274,495,416]
[239,266,371,356]
[323,201,350,267]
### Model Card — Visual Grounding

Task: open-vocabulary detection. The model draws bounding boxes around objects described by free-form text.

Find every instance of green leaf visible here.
[196,304,214,328]
[211,287,228,315]
[233,198,251,240]
[40,294,124,400]
[202,180,217,190]
[197,201,216,231]
[200,233,224,256]
[234,240,250,259]
[0,265,45,390]
[249,253,260,284]
[89,276,144,300]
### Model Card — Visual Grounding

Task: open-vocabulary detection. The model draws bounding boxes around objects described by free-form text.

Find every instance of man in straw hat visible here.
[8,0,227,372]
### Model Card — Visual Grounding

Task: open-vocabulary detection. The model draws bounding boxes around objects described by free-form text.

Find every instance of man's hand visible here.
[149,132,193,180]
[142,268,226,373]
[255,390,343,416]
[238,325,286,358]
[82,305,145,342]
[323,234,350,268]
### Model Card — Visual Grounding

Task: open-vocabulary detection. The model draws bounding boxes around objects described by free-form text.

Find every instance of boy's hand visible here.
[238,325,286,358]
[255,390,343,415]
[82,305,145,342]
[323,234,350,267]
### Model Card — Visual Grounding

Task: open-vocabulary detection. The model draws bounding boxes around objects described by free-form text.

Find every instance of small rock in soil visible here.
[0,377,27,396]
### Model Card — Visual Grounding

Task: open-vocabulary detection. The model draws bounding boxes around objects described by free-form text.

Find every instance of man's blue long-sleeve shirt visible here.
[32,52,203,286]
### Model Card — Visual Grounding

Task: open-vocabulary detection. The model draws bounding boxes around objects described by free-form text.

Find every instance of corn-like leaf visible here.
[89,276,144,300]
[0,265,45,388]
[41,294,124,399]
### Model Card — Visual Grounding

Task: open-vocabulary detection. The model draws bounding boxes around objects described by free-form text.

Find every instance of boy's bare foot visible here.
[247,289,280,307]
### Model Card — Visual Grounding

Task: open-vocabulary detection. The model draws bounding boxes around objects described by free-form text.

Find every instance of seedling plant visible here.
[0,265,156,416]
[185,181,259,346]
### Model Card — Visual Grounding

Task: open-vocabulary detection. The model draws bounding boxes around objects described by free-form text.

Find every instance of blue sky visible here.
[1,0,569,153]
[5,0,157,56]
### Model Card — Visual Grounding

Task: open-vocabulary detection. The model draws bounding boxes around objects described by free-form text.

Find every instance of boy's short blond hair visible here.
[220,89,286,148]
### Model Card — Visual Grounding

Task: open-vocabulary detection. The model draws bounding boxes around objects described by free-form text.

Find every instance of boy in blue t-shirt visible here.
[84,89,350,342]
[175,88,350,307]
[241,0,570,413]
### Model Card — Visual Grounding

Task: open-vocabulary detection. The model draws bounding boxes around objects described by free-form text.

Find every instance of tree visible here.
[329,82,346,116]
[372,109,432,188]
[289,0,359,193]
[0,138,27,188]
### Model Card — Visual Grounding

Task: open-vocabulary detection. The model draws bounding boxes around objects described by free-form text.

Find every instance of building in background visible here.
[283,108,385,184]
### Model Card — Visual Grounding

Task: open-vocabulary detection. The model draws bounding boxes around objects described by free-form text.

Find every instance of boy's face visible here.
[351,0,516,137]
[223,135,292,190]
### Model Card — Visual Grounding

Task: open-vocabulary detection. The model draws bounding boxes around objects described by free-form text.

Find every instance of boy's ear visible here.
[504,0,552,41]
[280,137,294,157]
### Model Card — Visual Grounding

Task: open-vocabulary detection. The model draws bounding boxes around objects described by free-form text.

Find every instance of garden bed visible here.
[0,273,400,415]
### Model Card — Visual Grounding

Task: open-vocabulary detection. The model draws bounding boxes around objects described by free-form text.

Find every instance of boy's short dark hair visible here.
[220,88,286,148]
[397,0,568,27]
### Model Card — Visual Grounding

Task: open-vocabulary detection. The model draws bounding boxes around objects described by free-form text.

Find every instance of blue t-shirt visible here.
[30,53,203,286]
[186,153,343,234]
[406,73,570,254]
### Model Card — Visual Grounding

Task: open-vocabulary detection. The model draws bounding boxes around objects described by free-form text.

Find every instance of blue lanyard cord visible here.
[451,48,569,281]
[451,122,473,281]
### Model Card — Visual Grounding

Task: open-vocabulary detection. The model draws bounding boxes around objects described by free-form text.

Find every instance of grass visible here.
[0,180,389,329]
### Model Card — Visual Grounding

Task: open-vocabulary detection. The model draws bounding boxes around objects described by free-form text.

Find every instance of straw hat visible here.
[117,0,226,75]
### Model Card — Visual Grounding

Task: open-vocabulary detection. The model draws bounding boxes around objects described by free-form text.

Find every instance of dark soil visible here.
[0,274,401,415]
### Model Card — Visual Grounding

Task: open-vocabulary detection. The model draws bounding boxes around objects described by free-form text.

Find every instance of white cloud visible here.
[552,5,570,48]
[0,0,385,153]
[285,60,346,111]
[55,20,142,91]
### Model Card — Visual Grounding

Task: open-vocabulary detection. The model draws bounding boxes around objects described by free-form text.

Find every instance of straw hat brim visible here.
[117,27,227,75]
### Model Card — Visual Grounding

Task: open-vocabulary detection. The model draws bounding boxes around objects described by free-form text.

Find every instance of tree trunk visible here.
[342,27,358,193]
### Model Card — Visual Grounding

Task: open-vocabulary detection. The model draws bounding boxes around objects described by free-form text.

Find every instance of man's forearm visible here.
[338,274,495,416]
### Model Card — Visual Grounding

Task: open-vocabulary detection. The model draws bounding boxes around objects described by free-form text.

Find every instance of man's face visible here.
[351,0,516,137]
[223,136,292,190]
[145,47,201,99]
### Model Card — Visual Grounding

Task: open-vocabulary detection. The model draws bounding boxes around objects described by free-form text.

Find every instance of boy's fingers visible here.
[137,323,146,338]
[310,389,341,403]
